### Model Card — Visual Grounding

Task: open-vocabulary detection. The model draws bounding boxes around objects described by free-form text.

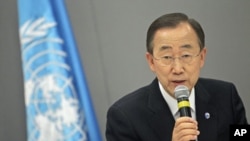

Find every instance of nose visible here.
[172,58,184,74]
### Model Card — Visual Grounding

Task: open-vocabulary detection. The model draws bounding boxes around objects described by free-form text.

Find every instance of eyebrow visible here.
[159,45,172,51]
[180,44,193,49]
[159,44,193,52]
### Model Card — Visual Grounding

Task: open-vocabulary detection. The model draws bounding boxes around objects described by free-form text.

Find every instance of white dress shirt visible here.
[159,82,196,120]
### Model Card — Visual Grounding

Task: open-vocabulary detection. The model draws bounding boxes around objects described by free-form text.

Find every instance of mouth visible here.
[172,80,186,86]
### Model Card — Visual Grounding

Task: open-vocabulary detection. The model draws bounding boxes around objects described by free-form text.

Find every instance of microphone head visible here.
[174,85,189,99]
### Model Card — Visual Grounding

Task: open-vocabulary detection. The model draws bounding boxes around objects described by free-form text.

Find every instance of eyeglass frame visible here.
[152,49,203,66]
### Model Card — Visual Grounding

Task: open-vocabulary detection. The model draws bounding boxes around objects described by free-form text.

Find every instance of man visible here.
[106,13,248,141]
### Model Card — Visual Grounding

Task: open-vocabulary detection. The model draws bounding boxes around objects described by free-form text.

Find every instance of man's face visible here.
[146,22,207,97]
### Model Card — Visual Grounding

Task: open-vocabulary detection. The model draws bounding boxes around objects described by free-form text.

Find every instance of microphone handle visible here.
[179,107,195,141]
[179,107,192,117]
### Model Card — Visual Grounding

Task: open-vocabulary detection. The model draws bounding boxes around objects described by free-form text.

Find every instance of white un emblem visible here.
[20,17,87,141]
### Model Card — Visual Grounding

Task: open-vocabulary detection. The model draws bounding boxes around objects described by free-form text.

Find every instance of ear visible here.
[146,52,156,72]
[199,47,207,68]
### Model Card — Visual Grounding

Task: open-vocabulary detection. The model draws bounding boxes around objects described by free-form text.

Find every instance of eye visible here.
[181,54,192,59]
[162,56,173,60]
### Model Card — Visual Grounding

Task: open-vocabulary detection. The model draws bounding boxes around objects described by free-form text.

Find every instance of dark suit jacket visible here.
[106,78,248,141]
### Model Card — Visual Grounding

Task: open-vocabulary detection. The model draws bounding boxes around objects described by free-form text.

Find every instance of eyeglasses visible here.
[153,51,201,66]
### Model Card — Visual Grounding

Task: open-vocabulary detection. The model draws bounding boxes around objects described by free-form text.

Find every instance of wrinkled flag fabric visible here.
[17,0,102,141]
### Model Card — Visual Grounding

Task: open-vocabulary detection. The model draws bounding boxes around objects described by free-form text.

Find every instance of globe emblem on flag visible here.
[20,18,87,141]
[26,74,87,141]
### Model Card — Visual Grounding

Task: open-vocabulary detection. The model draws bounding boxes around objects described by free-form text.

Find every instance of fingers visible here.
[172,117,200,141]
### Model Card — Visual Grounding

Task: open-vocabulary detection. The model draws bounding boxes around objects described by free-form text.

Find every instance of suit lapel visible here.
[195,82,217,141]
[147,79,175,141]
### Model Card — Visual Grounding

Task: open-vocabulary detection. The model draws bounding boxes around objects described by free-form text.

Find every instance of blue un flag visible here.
[17,0,102,141]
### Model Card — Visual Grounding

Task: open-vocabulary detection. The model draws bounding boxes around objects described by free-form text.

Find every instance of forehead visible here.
[153,22,200,52]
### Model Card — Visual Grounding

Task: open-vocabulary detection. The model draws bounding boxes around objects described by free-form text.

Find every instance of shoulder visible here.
[107,78,159,114]
[196,77,238,99]
[197,77,235,88]
[111,83,152,110]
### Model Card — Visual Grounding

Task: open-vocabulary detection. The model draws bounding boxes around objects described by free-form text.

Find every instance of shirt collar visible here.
[158,81,196,116]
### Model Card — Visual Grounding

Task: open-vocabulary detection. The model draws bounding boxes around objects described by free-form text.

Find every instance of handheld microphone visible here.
[174,85,192,117]
[174,85,196,141]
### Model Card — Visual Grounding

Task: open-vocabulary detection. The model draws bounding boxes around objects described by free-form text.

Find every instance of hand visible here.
[172,117,200,141]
